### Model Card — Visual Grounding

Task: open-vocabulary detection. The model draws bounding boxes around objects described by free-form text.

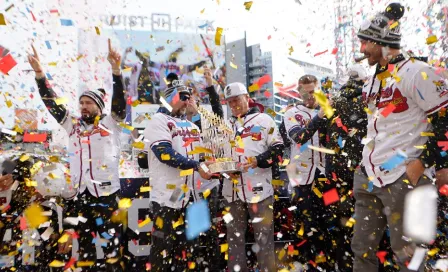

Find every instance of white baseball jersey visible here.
[62,114,122,198]
[362,58,448,187]
[34,161,76,199]
[222,111,283,204]
[144,113,202,209]
[283,105,325,186]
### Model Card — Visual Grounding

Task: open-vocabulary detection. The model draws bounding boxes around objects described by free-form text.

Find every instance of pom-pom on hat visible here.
[357,3,405,49]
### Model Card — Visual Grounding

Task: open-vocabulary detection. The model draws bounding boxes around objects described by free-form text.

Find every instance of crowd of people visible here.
[0,2,447,272]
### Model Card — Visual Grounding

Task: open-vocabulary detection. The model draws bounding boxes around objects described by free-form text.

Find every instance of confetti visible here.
[380,103,396,118]
[0,13,6,25]
[180,168,194,176]
[323,188,339,206]
[380,150,407,171]
[248,84,259,92]
[421,71,428,80]
[426,35,438,45]
[220,243,229,253]
[230,61,238,69]
[95,26,101,35]
[24,203,48,228]
[0,54,17,74]
[186,200,211,240]
[60,19,73,26]
[244,1,253,11]
[49,260,65,267]
[215,27,223,45]
[118,198,132,209]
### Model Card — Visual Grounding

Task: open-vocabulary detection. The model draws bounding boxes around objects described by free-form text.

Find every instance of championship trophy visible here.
[198,107,239,174]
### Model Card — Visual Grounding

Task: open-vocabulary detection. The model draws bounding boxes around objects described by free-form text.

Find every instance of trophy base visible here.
[208,161,239,174]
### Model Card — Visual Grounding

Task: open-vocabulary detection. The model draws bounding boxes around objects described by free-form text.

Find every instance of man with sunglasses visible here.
[143,80,213,271]
[283,74,331,269]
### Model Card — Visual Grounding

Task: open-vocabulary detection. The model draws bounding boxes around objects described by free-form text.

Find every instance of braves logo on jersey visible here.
[377,87,409,113]
[435,79,448,98]
[294,114,307,126]
[239,124,262,141]
[167,121,200,142]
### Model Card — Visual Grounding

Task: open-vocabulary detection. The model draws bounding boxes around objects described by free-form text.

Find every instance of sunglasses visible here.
[179,93,191,101]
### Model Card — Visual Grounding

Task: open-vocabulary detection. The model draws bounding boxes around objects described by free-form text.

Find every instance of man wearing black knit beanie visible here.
[353,3,448,272]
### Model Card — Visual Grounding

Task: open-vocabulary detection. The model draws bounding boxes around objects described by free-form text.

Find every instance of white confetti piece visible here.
[251,217,264,223]
[288,206,297,211]
[407,247,427,271]
[64,217,79,226]
[223,213,233,223]
[1,128,16,136]
[41,227,54,241]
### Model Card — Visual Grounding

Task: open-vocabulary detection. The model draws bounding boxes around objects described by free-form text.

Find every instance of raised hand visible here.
[204,66,214,87]
[27,44,44,75]
[107,39,121,72]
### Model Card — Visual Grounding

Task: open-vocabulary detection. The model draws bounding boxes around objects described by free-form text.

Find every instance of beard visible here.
[81,111,99,124]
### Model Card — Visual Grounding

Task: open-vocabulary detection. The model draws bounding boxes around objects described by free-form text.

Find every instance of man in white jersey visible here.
[352,3,448,272]
[29,39,126,271]
[144,80,213,271]
[283,74,332,269]
[222,82,284,272]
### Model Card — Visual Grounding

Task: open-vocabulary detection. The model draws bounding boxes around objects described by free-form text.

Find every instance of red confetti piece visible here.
[267,35,271,40]
[197,179,201,190]
[332,172,337,181]
[264,91,272,98]
[380,103,396,118]
[314,49,328,57]
[23,132,47,143]
[257,74,272,87]
[251,203,258,213]
[309,260,317,267]
[20,216,27,230]
[126,96,132,105]
[331,48,338,54]
[388,64,395,72]
[183,139,194,147]
[288,245,295,254]
[376,251,387,263]
[0,54,17,75]
[247,179,252,192]
[146,263,151,271]
[30,11,36,21]
[182,250,186,260]
[63,258,76,270]
[440,185,448,196]
[438,141,448,151]
[306,43,311,47]
[235,147,244,153]
[296,240,307,247]
[323,188,339,206]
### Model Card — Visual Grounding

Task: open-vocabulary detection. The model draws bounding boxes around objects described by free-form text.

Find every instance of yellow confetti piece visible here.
[76,261,95,267]
[118,198,132,209]
[244,1,253,10]
[203,189,211,199]
[298,223,304,236]
[308,145,336,154]
[20,154,30,162]
[156,217,163,229]
[230,62,238,69]
[278,248,286,260]
[181,184,189,193]
[314,89,334,118]
[414,145,426,149]
[95,26,100,35]
[427,248,439,256]
[389,21,399,29]
[172,216,184,229]
[187,146,213,155]
[426,35,438,45]
[180,168,194,176]
[166,184,176,189]
[0,13,6,25]
[93,115,100,127]
[138,217,151,228]
[131,100,141,107]
[316,255,327,263]
[421,71,428,80]
[215,27,223,45]
[189,262,196,269]
[48,172,60,179]
[248,84,259,92]
[48,62,58,66]
[48,260,65,267]
[266,108,276,117]
[24,203,48,228]
[421,132,434,137]
[132,141,145,149]
[140,186,152,192]
[271,180,284,186]
[281,159,290,166]
[376,70,391,81]
[25,179,37,187]
[6,100,12,108]
[220,243,229,253]
[313,187,322,198]
[119,123,134,131]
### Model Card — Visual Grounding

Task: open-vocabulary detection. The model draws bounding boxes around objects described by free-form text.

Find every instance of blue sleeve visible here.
[151,142,200,171]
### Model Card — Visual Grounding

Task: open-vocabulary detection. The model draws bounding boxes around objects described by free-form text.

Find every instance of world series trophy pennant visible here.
[198,106,239,173]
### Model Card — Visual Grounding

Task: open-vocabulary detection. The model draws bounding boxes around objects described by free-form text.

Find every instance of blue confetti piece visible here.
[33,32,37,37]
[101,232,113,240]
[95,218,103,226]
[416,88,425,100]
[20,83,25,89]
[45,41,52,49]
[192,114,201,123]
[46,73,53,80]
[166,89,178,103]
[441,151,447,157]
[198,23,209,29]
[186,200,211,240]
[60,19,73,26]
[122,128,131,134]
[367,181,374,192]
[176,122,191,128]
[380,151,407,171]
[250,126,261,133]
[299,143,309,153]
[248,168,255,175]
[68,152,75,156]
[338,136,343,148]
